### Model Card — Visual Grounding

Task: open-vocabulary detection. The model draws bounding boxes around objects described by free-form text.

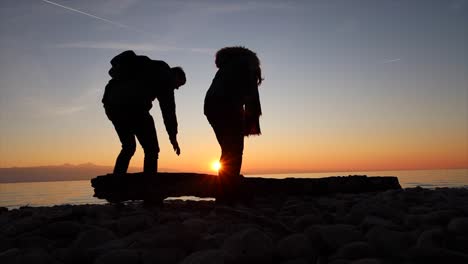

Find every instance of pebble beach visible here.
[1,187,468,264]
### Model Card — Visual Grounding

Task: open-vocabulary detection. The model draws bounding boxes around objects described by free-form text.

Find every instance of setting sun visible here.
[211,161,222,172]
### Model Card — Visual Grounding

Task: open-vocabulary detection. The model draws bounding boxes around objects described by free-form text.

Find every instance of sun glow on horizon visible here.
[211,161,222,172]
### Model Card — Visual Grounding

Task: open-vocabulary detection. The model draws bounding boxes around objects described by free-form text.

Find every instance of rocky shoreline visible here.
[1,187,468,264]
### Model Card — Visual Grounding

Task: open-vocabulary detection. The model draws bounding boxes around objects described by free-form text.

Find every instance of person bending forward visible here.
[102,50,186,176]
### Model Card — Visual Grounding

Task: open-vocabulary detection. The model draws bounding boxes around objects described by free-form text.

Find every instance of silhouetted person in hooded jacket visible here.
[102,50,186,176]
[204,46,263,202]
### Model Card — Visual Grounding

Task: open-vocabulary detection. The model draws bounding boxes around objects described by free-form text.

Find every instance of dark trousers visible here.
[206,111,244,195]
[105,107,159,175]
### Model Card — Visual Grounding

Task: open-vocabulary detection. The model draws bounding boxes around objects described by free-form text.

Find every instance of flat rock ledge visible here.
[91,173,401,203]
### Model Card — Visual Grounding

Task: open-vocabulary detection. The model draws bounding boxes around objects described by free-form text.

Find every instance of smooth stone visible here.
[334,241,374,260]
[72,227,117,249]
[421,210,459,225]
[404,214,421,228]
[13,248,59,264]
[328,260,350,264]
[409,206,432,214]
[183,218,208,236]
[360,216,397,231]
[448,217,468,236]
[407,247,468,264]
[194,233,227,251]
[276,233,317,260]
[180,249,224,264]
[350,258,382,264]
[1,216,44,236]
[306,224,364,251]
[366,226,412,257]
[280,258,310,264]
[0,215,9,226]
[129,225,198,251]
[0,236,14,252]
[294,214,324,231]
[347,200,402,224]
[94,249,140,264]
[117,214,152,235]
[141,248,186,264]
[15,235,52,249]
[446,235,468,254]
[417,228,445,248]
[41,220,82,239]
[0,248,20,264]
[87,239,127,260]
[222,228,274,264]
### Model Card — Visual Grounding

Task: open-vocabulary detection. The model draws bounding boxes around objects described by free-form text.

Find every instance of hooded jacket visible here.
[204,57,262,136]
[102,50,178,138]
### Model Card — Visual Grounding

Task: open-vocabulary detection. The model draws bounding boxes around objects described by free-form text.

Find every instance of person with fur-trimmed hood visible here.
[204,46,263,202]
[102,50,186,176]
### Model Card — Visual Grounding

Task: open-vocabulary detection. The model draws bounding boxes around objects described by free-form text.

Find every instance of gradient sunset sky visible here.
[0,0,467,174]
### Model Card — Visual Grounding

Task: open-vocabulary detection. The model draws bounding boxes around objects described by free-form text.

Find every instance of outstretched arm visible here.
[159,91,180,155]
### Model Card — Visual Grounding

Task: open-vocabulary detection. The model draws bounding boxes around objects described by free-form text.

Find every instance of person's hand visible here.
[170,137,181,156]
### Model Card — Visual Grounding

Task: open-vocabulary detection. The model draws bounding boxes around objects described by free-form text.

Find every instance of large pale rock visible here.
[222,228,274,264]
[448,217,468,236]
[276,233,317,260]
[94,249,140,264]
[180,249,225,264]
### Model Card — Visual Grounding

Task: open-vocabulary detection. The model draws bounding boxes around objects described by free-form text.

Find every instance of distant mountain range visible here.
[0,163,154,183]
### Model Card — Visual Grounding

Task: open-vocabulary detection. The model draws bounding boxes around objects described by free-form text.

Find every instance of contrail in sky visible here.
[42,0,155,37]
[381,58,401,64]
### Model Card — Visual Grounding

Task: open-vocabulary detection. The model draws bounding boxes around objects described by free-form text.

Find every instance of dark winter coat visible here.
[102,50,178,138]
[204,59,262,136]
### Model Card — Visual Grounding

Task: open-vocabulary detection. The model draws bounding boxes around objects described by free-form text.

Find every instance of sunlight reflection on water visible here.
[0,169,466,209]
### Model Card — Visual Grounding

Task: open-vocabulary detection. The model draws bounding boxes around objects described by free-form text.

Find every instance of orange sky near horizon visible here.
[0,1,467,175]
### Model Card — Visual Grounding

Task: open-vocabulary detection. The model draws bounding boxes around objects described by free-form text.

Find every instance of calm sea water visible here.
[0,169,467,209]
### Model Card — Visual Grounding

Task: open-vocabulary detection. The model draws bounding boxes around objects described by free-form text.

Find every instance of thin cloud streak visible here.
[381,58,401,64]
[42,0,158,38]
[56,41,214,54]
[168,0,296,13]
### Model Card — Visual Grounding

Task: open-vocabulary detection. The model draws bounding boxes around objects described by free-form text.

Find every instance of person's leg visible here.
[134,112,159,176]
[208,112,244,202]
[106,108,137,175]
[219,112,244,179]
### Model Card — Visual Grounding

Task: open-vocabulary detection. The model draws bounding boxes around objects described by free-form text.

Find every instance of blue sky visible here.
[0,0,467,173]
